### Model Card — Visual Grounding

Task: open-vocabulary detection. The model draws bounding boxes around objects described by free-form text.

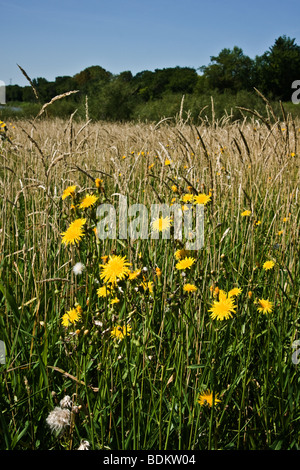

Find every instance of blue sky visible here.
[1,0,300,86]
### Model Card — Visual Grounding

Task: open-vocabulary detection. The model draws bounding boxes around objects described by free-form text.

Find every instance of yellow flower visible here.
[171,185,178,192]
[228,287,242,297]
[110,297,120,305]
[248,291,253,299]
[140,280,154,294]
[174,249,189,260]
[198,390,221,407]
[79,193,98,209]
[61,307,82,327]
[100,255,131,284]
[61,218,86,246]
[176,256,195,270]
[95,178,103,188]
[165,159,171,166]
[62,185,76,200]
[209,294,237,321]
[97,285,111,298]
[155,267,162,277]
[257,298,274,314]
[263,260,275,271]
[182,194,194,203]
[128,269,141,280]
[241,210,251,217]
[277,230,283,236]
[151,215,172,232]
[194,193,211,205]
[183,283,197,292]
[110,324,132,341]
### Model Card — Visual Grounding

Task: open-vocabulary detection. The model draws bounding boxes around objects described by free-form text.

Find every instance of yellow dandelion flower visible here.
[183,283,197,292]
[194,193,211,205]
[79,193,98,209]
[174,249,189,260]
[241,210,251,217]
[61,218,86,246]
[182,193,194,203]
[277,230,283,236]
[62,185,76,200]
[209,295,237,321]
[151,215,172,232]
[165,159,171,166]
[257,298,274,314]
[100,255,131,284]
[228,287,242,297]
[176,256,195,270]
[198,390,221,407]
[110,297,120,305]
[110,324,132,341]
[263,260,275,271]
[171,185,178,192]
[248,291,253,299]
[97,285,110,298]
[61,307,82,327]
[128,269,141,280]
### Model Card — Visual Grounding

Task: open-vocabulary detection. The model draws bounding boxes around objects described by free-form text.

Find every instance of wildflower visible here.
[194,193,211,205]
[176,256,195,270]
[46,407,71,434]
[110,297,120,305]
[61,218,86,246]
[79,193,98,209]
[198,390,221,407]
[62,185,76,200]
[241,210,251,217]
[97,285,110,298]
[95,178,103,188]
[61,307,82,327]
[78,440,90,450]
[165,159,171,166]
[140,280,154,294]
[72,262,85,276]
[277,230,283,236]
[174,249,189,260]
[209,293,237,321]
[110,324,132,341]
[171,185,178,192]
[155,267,162,277]
[151,215,172,233]
[128,269,141,280]
[257,298,274,314]
[59,395,73,409]
[183,283,197,293]
[99,255,131,284]
[228,287,242,297]
[263,260,275,271]
[182,194,194,203]
[248,291,253,299]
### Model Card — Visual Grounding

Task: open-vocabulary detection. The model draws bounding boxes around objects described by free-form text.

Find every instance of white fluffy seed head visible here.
[72,262,85,275]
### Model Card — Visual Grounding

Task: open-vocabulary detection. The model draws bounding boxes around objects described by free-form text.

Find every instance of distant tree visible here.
[200,46,254,92]
[73,65,112,88]
[254,36,300,100]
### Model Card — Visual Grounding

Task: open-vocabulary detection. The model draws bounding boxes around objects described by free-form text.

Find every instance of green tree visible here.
[200,46,254,92]
[254,36,300,100]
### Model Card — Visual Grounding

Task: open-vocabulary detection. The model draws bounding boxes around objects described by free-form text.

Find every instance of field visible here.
[0,98,299,450]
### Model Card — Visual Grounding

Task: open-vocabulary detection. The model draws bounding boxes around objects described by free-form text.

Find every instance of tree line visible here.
[5,35,300,122]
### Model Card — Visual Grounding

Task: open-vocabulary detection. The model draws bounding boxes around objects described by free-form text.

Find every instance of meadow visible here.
[0,96,299,450]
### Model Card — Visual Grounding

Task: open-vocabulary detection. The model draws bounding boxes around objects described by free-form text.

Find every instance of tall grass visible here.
[0,98,299,450]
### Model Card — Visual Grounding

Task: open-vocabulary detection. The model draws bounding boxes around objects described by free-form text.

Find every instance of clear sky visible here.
[1,0,300,86]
